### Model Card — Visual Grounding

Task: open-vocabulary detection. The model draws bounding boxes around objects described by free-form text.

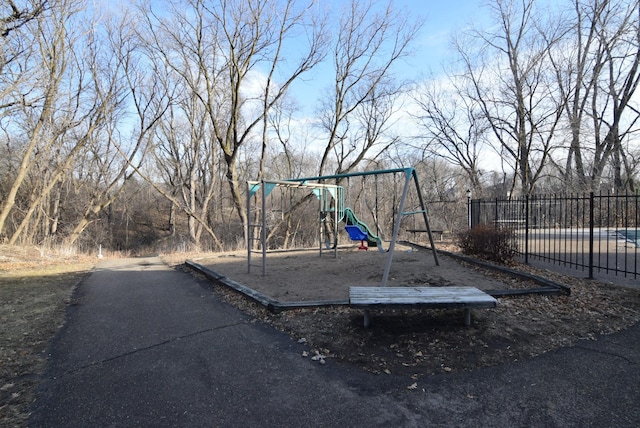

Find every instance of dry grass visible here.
[0,245,94,427]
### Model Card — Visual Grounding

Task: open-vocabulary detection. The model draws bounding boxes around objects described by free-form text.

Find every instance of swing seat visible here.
[345,225,368,242]
[345,225,369,251]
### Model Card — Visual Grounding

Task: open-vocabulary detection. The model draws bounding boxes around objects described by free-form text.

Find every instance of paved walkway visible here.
[30,257,640,427]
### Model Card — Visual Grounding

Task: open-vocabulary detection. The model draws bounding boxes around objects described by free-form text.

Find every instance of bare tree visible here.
[316,0,421,177]
[260,95,319,248]
[62,12,171,246]
[0,0,87,239]
[5,9,135,245]
[0,1,48,111]
[590,0,640,192]
[0,0,48,38]
[411,77,487,194]
[548,0,640,193]
[151,90,225,249]
[454,0,565,195]
[141,0,325,246]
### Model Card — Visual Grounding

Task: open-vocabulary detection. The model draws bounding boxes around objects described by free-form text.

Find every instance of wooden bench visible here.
[349,286,497,328]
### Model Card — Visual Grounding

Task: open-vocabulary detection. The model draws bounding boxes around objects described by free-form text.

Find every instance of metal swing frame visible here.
[246,167,439,286]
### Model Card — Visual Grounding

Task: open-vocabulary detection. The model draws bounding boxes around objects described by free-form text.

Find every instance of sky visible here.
[400,0,485,72]
[280,0,493,168]
[289,0,487,113]
[95,0,488,113]
[94,0,497,166]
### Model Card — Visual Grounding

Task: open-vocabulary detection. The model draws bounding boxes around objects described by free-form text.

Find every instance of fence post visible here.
[589,191,594,279]
[525,195,529,265]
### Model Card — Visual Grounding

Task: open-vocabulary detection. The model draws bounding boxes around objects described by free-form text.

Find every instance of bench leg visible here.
[464,309,471,326]
[363,310,371,328]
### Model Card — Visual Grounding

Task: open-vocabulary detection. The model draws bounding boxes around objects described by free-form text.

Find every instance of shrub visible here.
[456,224,518,264]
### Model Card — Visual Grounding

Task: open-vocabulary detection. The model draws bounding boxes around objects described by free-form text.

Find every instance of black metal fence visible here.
[470,193,639,280]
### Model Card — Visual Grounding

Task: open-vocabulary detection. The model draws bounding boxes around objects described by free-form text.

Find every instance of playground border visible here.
[184,246,569,312]
[402,242,570,296]
[184,260,349,311]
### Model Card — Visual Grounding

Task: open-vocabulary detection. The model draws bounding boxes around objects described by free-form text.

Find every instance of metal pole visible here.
[287,167,414,183]
[261,180,267,276]
[413,171,439,266]
[247,182,252,273]
[334,188,338,258]
[319,189,323,257]
[467,190,472,229]
[381,171,412,286]
[525,195,529,265]
[589,191,594,279]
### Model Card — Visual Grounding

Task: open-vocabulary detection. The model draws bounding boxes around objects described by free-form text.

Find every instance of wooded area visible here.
[1,0,639,253]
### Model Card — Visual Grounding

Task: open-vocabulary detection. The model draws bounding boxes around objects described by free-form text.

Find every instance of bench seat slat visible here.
[349,286,497,308]
[349,286,497,328]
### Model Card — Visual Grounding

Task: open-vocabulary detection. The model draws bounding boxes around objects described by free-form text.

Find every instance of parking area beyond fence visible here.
[470,193,639,282]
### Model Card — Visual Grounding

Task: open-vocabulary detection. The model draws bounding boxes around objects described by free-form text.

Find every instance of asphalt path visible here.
[30,257,640,427]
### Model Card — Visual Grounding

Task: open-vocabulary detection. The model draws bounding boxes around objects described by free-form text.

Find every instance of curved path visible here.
[30,257,640,427]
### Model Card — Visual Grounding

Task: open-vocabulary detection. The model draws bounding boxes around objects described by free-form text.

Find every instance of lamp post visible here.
[466,189,472,229]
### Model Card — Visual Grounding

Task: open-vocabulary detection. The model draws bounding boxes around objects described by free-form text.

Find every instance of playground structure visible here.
[246,167,440,287]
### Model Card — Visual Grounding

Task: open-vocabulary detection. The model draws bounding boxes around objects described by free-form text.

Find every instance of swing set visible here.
[246,167,440,287]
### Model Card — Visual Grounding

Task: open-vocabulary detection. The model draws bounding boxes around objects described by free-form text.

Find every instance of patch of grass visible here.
[0,249,94,427]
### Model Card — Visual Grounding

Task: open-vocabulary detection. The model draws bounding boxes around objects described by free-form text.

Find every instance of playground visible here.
[240,167,511,322]
[235,168,561,305]
[189,247,640,375]
[192,244,512,303]
[182,168,640,374]
[244,168,443,285]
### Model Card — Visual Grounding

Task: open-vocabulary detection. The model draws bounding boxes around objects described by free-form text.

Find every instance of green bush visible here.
[457,224,518,264]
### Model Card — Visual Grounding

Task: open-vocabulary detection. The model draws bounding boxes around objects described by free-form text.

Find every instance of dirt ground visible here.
[183,242,640,377]
[192,244,516,302]
[0,246,94,427]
